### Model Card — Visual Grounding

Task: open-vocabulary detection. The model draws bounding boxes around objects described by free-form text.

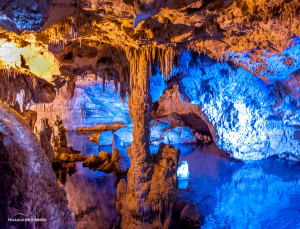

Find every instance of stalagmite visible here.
[38,118,54,163]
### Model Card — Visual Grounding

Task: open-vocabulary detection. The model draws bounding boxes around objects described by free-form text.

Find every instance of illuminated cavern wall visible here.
[31,73,198,147]
[174,37,300,160]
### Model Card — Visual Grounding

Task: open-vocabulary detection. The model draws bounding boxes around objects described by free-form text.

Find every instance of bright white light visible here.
[177,161,190,180]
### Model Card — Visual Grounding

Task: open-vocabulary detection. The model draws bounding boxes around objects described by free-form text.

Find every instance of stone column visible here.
[117,49,179,229]
[126,49,153,217]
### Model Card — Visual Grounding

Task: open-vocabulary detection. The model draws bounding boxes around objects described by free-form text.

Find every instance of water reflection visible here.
[177,161,190,189]
[60,134,300,228]
[177,145,300,229]
[55,163,120,229]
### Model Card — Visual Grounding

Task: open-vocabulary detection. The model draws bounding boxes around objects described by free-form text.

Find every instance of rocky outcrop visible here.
[180,203,201,227]
[83,154,104,168]
[21,110,37,130]
[177,51,300,160]
[77,122,126,133]
[51,116,88,165]
[54,146,86,163]
[0,72,56,113]
[0,102,75,228]
[51,115,68,150]
[38,118,54,163]
[152,84,216,143]
[82,149,130,174]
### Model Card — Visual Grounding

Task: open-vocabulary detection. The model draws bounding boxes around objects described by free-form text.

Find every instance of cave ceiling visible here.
[0,0,299,90]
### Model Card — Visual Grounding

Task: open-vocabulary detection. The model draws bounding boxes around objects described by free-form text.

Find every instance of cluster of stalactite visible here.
[41,12,89,46]
[0,70,34,112]
[83,45,178,103]
[125,45,177,82]
[95,50,131,103]
[0,70,56,112]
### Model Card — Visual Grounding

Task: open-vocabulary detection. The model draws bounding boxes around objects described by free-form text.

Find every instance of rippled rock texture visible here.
[176,48,300,160]
[0,102,75,228]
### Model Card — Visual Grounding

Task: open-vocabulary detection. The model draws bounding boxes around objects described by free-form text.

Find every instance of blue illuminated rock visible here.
[176,45,300,160]
[99,130,114,146]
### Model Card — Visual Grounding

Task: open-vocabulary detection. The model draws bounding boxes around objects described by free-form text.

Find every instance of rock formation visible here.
[117,143,180,229]
[38,118,54,163]
[51,115,68,151]
[0,102,75,228]
[115,50,181,228]
[21,110,37,130]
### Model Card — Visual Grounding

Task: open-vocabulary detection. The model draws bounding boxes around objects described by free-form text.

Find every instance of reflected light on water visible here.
[177,160,190,189]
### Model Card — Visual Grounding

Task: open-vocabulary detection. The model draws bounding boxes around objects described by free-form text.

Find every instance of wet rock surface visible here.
[21,110,37,130]
[0,102,75,228]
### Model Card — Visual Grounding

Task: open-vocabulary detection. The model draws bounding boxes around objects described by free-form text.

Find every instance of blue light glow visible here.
[150,69,168,102]
[177,161,190,189]
[67,78,131,129]
[171,38,300,160]
[177,161,190,179]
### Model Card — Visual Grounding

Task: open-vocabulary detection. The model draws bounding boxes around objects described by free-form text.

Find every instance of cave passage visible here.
[0,0,300,229]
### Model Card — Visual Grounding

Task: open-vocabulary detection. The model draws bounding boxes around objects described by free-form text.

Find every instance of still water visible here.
[55,133,300,229]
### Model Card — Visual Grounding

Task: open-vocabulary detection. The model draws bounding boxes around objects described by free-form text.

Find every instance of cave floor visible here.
[55,133,300,229]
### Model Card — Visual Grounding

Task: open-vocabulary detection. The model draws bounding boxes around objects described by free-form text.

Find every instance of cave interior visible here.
[0,0,299,228]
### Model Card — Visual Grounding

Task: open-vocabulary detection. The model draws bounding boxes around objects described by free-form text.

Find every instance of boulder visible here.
[99,151,112,164]
[87,133,101,146]
[97,162,114,173]
[180,203,200,227]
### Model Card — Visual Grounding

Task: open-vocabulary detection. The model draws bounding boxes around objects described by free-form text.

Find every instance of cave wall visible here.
[0,102,75,228]
[31,74,131,131]
[174,46,300,160]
